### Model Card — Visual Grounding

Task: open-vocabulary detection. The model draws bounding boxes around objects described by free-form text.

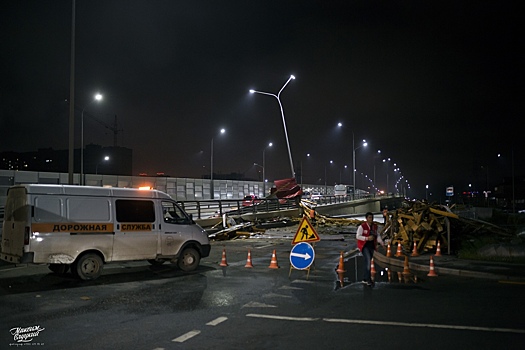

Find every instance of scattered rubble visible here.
[207,200,519,260]
[381,200,515,255]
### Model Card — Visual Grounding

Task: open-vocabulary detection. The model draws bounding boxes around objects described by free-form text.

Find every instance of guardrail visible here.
[178,198,299,220]
[178,194,382,220]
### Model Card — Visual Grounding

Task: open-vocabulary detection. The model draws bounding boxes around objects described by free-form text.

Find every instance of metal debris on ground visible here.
[300,202,363,227]
[380,200,514,255]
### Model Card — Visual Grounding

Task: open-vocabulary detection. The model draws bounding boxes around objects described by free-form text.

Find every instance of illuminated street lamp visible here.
[81,93,103,185]
[95,155,110,175]
[250,75,296,178]
[210,128,226,199]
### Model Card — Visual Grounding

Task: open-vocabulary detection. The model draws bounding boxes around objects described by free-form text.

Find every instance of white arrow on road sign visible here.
[290,252,311,260]
[289,242,315,270]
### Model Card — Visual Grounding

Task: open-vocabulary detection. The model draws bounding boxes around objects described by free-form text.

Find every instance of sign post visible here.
[289,217,320,279]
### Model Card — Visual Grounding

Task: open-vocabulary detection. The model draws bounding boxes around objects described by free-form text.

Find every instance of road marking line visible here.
[322,318,525,334]
[262,293,293,298]
[172,330,201,343]
[206,316,228,326]
[246,313,318,322]
[242,302,277,308]
[246,313,525,334]
[256,244,275,249]
[279,285,303,290]
[498,280,525,285]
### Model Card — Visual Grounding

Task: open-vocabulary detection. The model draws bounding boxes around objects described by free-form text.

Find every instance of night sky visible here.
[1,1,523,200]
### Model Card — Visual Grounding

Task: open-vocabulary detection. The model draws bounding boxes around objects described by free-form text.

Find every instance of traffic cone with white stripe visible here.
[395,242,403,257]
[244,249,254,268]
[336,251,346,273]
[268,249,280,269]
[435,240,442,257]
[386,243,392,257]
[219,249,228,267]
[370,258,376,274]
[427,255,438,277]
[411,241,419,257]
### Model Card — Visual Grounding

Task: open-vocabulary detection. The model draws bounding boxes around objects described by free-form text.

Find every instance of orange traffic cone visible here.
[435,240,442,257]
[394,242,403,257]
[219,249,228,267]
[402,256,411,275]
[337,271,345,288]
[386,243,392,257]
[411,242,419,257]
[336,251,346,273]
[268,249,280,269]
[387,269,392,283]
[397,271,403,283]
[370,258,376,274]
[244,249,254,268]
[427,255,438,277]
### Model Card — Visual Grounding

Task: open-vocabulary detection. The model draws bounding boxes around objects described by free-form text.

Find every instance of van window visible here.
[68,198,110,221]
[116,200,155,223]
[162,201,191,225]
[34,196,63,222]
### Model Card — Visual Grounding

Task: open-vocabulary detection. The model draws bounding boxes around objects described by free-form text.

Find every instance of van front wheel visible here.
[49,264,70,275]
[177,248,200,272]
[73,253,103,280]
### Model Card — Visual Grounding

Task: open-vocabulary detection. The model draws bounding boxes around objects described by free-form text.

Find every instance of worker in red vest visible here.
[356,212,384,286]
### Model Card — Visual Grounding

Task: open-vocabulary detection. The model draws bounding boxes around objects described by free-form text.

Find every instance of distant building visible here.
[493,176,525,211]
[0,144,133,176]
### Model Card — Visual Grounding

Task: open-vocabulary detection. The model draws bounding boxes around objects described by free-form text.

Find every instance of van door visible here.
[112,199,158,261]
[0,187,30,263]
[159,201,194,257]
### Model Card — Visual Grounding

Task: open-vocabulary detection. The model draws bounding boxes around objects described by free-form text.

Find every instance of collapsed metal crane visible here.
[84,113,123,147]
[68,101,124,147]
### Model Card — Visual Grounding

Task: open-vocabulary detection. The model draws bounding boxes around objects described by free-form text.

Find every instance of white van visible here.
[0,184,211,280]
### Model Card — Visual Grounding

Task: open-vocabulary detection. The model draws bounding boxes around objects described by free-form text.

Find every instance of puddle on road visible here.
[334,253,423,290]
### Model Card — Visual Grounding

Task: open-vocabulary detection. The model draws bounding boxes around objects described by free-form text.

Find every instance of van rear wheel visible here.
[177,248,200,272]
[73,253,103,280]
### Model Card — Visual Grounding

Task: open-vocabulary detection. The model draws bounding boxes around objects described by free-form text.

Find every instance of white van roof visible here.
[9,184,173,200]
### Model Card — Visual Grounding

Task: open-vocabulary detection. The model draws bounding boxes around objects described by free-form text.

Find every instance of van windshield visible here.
[162,201,191,225]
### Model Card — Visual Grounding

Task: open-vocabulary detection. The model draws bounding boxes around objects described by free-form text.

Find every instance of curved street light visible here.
[250,75,296,178]
[81,93,103,185]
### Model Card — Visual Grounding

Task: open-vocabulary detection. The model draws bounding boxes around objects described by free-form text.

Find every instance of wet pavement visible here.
[1,224,524,284]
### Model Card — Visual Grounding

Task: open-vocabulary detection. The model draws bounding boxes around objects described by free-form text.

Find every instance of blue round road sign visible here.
[290,242,315,270]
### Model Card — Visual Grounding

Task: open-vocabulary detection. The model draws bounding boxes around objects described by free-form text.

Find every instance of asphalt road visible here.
[1,234,524,349]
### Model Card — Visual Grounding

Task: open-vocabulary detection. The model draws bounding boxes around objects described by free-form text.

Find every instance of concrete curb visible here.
[373,251,525,281]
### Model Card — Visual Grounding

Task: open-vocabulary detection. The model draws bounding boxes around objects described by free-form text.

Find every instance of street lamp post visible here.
[262,142,273,197]
[210,128,226,200]
[373,150,381,194]
[250,75,296,178]
[353,137,367,199]
[336,122,367,199]
[81,93,103,185]
[95,156,110,175]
